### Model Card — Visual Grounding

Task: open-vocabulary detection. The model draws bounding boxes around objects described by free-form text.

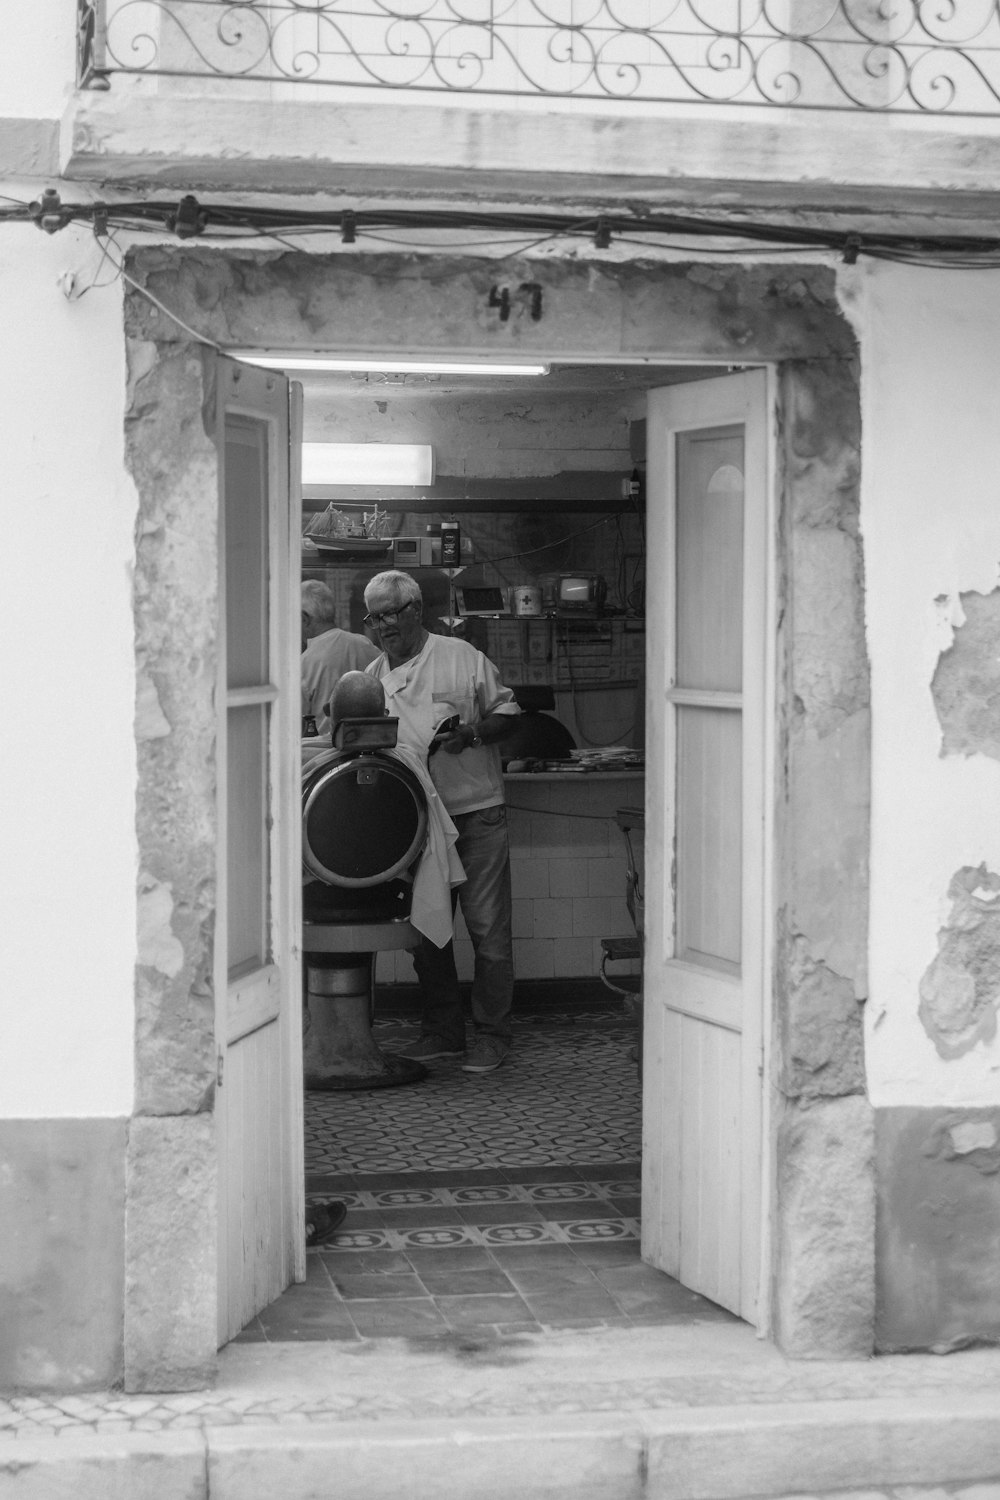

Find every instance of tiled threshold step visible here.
[5,1330,1000,1500]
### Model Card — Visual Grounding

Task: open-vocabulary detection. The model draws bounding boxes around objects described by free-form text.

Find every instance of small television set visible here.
[454,585,511,618]
[540,574,607,613]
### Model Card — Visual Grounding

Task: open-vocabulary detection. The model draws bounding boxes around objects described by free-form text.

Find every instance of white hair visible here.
[301,579,339,625]
[364,570,422,609]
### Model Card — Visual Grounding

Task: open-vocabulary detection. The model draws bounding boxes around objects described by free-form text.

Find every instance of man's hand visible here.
[439,722,482,755]
[428,714,461,757]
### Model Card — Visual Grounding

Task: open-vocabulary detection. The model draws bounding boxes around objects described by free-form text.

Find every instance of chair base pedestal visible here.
[303,948,427,1091]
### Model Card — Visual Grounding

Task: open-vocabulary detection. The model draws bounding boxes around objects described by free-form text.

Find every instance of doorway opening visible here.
[124,249,871,1386]
[236,356,762,1345]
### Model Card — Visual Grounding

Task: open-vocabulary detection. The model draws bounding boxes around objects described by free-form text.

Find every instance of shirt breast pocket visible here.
[431,691,472,724]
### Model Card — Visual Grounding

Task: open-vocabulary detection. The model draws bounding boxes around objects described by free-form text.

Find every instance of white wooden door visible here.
[642,370,770,1325]
[214,355,305,1345]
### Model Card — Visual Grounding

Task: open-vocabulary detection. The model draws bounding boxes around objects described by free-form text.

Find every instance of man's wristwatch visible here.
[467,729,483,749]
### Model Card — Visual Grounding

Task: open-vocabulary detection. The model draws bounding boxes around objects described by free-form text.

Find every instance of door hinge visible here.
[217,1048,224,1089]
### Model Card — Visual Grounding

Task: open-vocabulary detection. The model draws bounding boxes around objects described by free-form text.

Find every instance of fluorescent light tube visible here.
[230,353,549,377]
[302,443,435,486]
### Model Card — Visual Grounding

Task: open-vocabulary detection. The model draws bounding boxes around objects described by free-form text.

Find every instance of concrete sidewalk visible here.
[3,1321,1000,1499]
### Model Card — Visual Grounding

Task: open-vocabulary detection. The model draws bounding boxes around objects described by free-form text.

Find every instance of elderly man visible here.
[363,569,520,1073]
[301,579,378,735]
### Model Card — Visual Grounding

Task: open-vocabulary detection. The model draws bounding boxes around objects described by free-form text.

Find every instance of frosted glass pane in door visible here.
[676,428,743,692]
[227,702,270,974]
[225,416,270,690]
[676,705,741,971]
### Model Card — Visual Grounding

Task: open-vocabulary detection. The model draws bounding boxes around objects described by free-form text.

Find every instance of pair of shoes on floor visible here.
[461,1035,511,1074]
[406,1034,467,1062]
[305,1200,347,1248]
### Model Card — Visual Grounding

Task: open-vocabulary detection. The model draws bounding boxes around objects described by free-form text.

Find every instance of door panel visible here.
[226,700,270,972]
[677,1013,742,1309]
[642,370,768,1326]
[676,704,742,971]
[676,428,744,693]
[214,356,304,1346]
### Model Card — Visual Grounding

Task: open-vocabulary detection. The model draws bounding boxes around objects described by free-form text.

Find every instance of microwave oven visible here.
[539,573,607,613]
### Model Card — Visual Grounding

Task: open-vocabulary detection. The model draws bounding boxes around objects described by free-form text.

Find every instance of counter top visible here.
[503,769,644,781]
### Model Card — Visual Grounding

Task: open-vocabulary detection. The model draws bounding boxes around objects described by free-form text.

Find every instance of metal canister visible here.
[511,585,543,617]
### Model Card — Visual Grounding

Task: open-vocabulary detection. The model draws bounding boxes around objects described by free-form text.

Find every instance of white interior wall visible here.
[304,384,644,477]
[856,261,1000,1108]
[0,221,137,1117]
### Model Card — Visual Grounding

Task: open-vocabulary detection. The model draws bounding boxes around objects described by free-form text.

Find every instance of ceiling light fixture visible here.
[230,353,550,377]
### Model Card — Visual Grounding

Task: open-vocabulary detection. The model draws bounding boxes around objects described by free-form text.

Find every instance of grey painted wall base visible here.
[0,1118,125,1390]
[876,1105,1000,1353]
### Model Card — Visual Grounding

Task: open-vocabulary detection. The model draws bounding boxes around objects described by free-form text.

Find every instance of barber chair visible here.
[599,807,644,1081]
[301,715,429,1090]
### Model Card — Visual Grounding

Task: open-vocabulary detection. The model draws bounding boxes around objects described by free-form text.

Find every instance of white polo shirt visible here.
[366,633,520,817]
[301,627,379,734]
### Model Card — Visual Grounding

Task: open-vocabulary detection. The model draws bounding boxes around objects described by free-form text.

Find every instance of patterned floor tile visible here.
[305,1006,640,1176]
[255,1002,719,1345]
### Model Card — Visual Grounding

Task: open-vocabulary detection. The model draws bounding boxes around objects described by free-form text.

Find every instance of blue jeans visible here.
[412,805,514,1047]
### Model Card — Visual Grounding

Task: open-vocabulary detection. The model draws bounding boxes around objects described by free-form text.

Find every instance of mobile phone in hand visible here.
[429,714,460,755]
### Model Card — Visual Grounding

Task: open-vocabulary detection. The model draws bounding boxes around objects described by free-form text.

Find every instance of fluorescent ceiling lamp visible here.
[303,443,435,487]
[231,352,549,377]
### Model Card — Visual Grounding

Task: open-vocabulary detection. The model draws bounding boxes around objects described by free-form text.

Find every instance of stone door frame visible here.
[123,248,871,1390]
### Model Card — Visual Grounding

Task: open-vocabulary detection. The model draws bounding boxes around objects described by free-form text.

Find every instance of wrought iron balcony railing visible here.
[77,1,1000,116]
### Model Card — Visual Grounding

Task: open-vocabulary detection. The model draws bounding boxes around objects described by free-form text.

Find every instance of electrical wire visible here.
[487,515,616,566]
[9,189,1000,268]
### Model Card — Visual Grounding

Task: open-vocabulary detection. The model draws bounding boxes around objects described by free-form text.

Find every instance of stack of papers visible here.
[563,748,645,772]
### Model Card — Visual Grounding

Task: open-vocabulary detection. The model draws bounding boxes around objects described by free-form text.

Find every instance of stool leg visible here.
[303,954,427,1090]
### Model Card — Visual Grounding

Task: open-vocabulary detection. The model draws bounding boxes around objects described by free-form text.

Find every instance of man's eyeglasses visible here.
[363,600,416,629]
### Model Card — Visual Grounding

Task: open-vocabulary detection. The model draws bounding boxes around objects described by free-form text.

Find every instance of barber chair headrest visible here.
[332,716,399,753]
[302,743,428,889]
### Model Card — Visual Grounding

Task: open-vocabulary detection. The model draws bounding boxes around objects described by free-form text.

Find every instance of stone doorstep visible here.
[3,1396,1000,1500]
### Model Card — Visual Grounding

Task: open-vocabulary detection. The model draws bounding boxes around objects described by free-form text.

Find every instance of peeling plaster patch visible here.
[919,865,1000,1059]
[921,1109,1000,1176]
[931,587,1000,761]
[137,872,185,978]
[951,1121,999,1154]
[135,670,171,740]
[780,930,866,1099]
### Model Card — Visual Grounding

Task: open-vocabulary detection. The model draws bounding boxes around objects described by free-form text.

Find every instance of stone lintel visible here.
[62,92,1000,231]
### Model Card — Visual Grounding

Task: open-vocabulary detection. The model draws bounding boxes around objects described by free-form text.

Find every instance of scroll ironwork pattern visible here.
[77,0,1000,114]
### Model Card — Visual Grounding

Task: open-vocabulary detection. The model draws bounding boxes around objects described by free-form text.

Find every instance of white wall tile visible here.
[395,949,416,983]
[549,857,590,898]
[505,782,551,810]
[532,897,574,939]
[532,813,608,861]
[552,937,597,977]
[375,951,394,984]
[511,899,534,939]
[510,857,550,899]
[513,938,555,979]
[588,856,627,898]
[573,895,633,938]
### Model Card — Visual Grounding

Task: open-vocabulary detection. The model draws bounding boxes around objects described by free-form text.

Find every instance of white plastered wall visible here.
[0,218,137,1117]
[856,261,1000,1108]
[2,0,75,119]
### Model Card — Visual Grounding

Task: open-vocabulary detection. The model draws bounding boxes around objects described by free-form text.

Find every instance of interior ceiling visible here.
[297,361,726,401]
